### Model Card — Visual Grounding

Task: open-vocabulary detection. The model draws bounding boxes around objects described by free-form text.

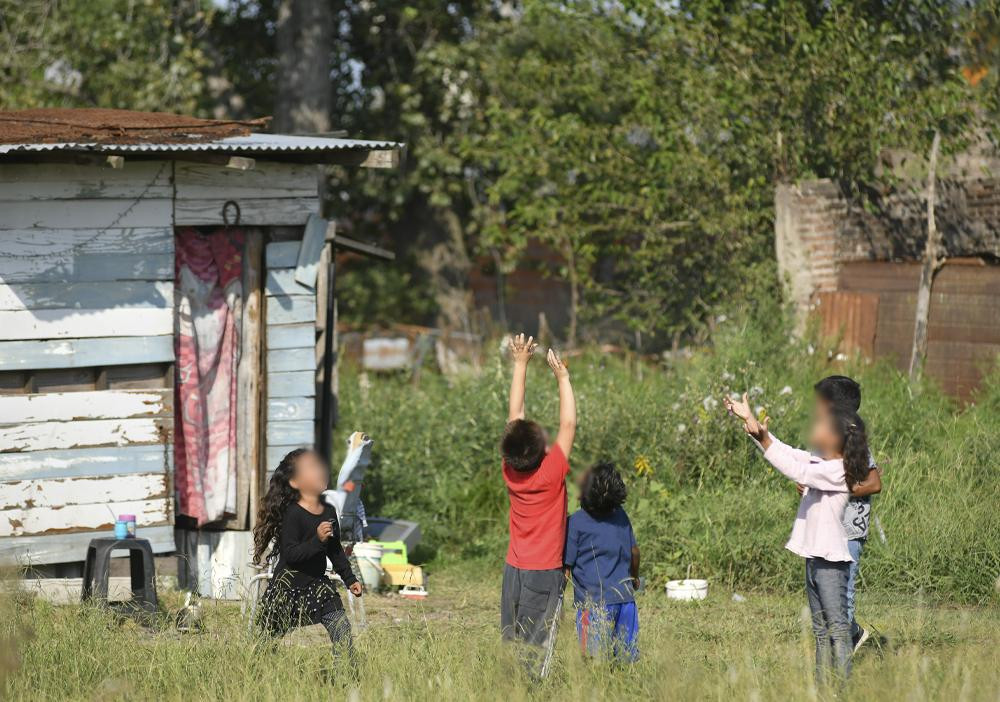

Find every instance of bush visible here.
[335,310,1000,603]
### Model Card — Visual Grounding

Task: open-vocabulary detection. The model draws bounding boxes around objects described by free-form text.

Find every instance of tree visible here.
[274,0,334,133]
[0,0,212,114]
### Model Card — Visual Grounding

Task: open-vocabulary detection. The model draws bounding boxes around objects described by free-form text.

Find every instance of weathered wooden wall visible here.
[0,158,324,565]
[835,260,1000,400]
[264,239,318,482]
[0,161,176,565]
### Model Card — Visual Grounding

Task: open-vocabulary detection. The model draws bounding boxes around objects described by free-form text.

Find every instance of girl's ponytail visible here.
[836,409,870,490]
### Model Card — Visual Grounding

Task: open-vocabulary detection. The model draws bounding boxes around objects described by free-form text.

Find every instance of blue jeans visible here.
[575,601,639,662]
[805,557,852,684]
[847,538,865,643]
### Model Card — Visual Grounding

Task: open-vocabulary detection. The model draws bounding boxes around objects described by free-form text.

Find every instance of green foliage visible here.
[337,307,1000,602]
[465,0,986,342]
[0,0,212,113]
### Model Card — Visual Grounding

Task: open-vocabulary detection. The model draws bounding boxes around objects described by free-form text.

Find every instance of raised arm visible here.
[547,348,576,459]
[762,440,848,492]
[507,333,536,422]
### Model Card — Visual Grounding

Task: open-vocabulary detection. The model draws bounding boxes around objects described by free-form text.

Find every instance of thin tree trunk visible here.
[275,0,333,133]
[908,130,943,381]
[564,239,578,347]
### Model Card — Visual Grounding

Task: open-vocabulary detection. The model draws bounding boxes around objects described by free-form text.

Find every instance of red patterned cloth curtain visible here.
[174,228,244,525]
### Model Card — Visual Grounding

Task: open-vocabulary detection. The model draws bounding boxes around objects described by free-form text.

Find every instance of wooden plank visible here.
[0,497,170,537]
[0,254,173,284]
[0,473,168,510]
[0,228,173,283]
[0,445,172,481]
[267,397,315,422]
[266,295,316,325]
[0,161,173,200]
[266,323,314,350]
[265,445,307,471]
[294,214,326,289]
[264,444,300,472]
[0,280,173,311]
[265,268,315,296]
[0,524,175,565]
[266,420,314,446]
[0,417,169,453]
[266,371,315,398]
[174,161,317,199]
[105,363,172,390]
[266,347,314,373]
[174,197,318,226]
[0,199,172,230]
[0,389,170,426]
[266,241,301,269]
[235,230,263,531]
[0,307,174,341]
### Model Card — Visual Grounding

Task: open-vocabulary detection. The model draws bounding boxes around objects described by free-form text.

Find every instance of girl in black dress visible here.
[252,448,363,651]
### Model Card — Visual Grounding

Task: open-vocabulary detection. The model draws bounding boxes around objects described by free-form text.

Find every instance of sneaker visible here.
[853,627,871,654]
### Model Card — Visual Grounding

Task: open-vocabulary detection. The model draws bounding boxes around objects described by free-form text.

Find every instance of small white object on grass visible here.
[665,579,709,601]
[731,593,746,603]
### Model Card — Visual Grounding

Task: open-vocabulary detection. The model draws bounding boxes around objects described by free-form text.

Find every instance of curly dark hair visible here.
[832,408,870,490]
[581,462,627,518]
[252,448,309,564]
[501,419,547,472]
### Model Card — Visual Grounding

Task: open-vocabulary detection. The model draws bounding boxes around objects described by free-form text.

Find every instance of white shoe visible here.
[853,627,871,654]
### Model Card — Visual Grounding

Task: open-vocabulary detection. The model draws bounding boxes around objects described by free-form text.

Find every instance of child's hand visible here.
[316,521,333,542]
[546,348,569,379]
[349,582,363,597]
[508,333,537,364]
[723,392,754,421]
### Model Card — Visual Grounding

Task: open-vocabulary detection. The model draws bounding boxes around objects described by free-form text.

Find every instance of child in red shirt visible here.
[500,333,576,677]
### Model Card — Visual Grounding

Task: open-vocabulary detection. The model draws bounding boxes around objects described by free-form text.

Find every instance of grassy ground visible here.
[3,564,999,701]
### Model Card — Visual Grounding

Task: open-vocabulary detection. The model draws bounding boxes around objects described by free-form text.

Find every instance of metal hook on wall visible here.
[221,200,241,228]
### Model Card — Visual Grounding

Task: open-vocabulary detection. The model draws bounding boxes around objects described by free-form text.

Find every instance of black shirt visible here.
[273,502,358,588]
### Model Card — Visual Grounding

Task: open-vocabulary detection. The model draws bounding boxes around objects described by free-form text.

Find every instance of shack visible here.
[0,109,402,588]
[776,148,1000,400]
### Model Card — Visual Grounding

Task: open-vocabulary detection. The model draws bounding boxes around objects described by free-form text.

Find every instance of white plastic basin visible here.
[665,578,709,601]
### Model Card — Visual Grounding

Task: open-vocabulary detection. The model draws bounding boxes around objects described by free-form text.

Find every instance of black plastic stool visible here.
[82,537,158,616]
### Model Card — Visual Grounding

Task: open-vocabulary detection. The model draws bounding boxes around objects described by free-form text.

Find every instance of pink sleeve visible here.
[763,434,814,463]
[762,436,848,492]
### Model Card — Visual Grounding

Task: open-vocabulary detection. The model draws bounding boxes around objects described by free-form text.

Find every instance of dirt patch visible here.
[0,108,270,145]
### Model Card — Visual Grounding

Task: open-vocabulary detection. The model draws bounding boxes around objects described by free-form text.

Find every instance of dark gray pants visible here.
[805,557,852,685]
[500,564,564,676]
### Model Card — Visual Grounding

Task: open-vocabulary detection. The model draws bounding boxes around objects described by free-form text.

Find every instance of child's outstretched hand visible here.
[508,333,537,364]
[723,392,753,421]
[349,581,363,597]
[723,392,769,442]
[546,348,569,379]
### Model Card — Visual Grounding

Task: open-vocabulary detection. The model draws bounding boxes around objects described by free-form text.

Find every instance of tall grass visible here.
[337,311,1000,602]
[3,569,999,701]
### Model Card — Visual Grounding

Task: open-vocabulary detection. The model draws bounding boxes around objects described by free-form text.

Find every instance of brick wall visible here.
[776,175,1000,399]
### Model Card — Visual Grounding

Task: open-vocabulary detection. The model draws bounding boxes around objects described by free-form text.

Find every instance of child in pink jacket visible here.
[725,392,871,687]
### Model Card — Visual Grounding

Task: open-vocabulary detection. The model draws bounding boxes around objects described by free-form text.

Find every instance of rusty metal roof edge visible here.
[0,133,404,155]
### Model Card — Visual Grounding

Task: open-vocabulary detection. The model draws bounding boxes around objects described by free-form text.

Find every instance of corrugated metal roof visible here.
[0,133,403,156]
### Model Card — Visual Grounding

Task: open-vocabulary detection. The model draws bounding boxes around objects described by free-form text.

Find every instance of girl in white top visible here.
[725,391,871,686]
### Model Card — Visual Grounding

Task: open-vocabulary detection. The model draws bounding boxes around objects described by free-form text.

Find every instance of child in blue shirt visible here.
[564,462,640,662]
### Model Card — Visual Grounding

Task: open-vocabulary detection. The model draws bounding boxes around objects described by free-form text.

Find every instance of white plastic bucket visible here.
[353,543,384,590]
[665,579,709,601]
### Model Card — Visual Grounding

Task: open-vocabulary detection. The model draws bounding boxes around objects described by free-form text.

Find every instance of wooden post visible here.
[315,242,332,459]
[238,230,264,529]
[909,130,943,381]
